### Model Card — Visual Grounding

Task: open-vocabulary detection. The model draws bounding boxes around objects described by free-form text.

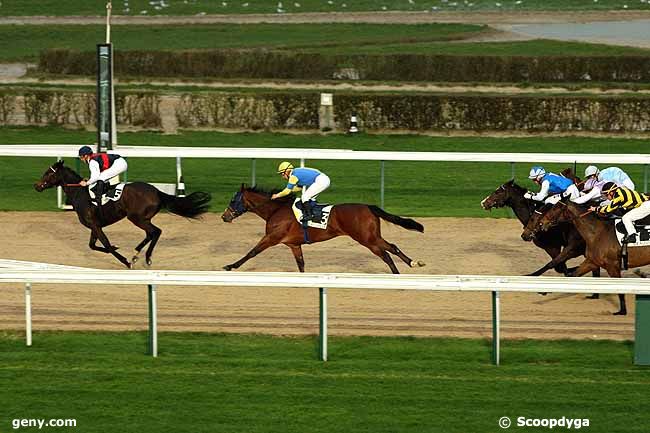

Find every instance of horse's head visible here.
[222,186,248,222]
[527,199,574,237]
[481,179,521,210]
[34,160,67,192]
[521,204,552,241]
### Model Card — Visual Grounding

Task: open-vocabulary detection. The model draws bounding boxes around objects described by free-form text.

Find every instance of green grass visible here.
[1,0,649,15]
[0,23,486,62]
[2,23,649,63]
[2,126,649,217]
[310,38,650,56]
[0,331,647,433]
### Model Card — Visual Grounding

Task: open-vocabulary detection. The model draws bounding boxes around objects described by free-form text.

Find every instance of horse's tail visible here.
[368,205,424,233]
[158,191,212,219]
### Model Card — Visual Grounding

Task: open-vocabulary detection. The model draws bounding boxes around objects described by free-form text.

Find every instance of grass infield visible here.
[0,331,647,433]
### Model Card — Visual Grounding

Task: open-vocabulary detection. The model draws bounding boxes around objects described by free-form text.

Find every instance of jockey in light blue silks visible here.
[584,165,635,190]
[524,166,579,204]
[271,161,331,229]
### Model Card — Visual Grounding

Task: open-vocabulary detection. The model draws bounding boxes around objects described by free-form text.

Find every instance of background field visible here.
[1,331,647,433]
[2,24,649,63]
[1,126,647,216]
[1,0,650,15]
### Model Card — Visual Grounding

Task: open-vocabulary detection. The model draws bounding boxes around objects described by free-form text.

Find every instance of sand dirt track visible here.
[0,211,638,340]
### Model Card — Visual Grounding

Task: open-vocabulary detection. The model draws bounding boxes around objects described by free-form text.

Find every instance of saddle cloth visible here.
[89,183,126,206]
[292,198,333,229]
[614,219,650,247]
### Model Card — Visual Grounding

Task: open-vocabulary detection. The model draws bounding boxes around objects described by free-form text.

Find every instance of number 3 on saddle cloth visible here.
[88,183,126,206]
[292,198,333,229]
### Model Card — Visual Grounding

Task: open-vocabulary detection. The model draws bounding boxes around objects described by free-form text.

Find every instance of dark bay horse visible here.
[481,179,598,278]
[221,186,425,273]
[527,198,629,315]
[34,160,211,268]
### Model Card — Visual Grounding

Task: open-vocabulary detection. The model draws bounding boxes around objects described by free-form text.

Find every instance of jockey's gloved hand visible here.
[523,192,533,199]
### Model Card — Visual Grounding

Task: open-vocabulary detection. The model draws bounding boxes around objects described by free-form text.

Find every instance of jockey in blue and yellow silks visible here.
[271,161,331,226]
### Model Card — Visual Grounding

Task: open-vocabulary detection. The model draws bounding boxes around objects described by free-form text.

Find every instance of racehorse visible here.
[221,185,425,273]
[481,179,598,278]
[34,160,211,268]
[526,198,629,315]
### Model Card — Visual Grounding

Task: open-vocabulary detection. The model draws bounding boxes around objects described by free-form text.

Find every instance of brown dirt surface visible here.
[0,211,637,340]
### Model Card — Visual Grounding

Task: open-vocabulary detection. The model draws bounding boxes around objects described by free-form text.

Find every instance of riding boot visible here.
[301,201,312,244]
[93,180,106,224]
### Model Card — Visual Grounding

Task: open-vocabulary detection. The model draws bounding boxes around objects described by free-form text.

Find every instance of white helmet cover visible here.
[584,165,599,177]
[528,166,546,180]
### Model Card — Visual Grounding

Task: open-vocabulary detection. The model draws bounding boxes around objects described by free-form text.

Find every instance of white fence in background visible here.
[2,266,650,364]
[3,144,650,208]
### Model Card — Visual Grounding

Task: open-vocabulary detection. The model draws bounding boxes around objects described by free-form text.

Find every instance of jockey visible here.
[585,165,635,190]
[592,182,650,243]
[78,145,128,207]
[571,175,619,205]
[271,161,331,225]
[524,166,579,204]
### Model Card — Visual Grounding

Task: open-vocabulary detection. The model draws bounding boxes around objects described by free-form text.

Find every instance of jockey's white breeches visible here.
[623,178,635,190]
[622,201,650,235]
[301,173,330,202]
[544,184,579,204]
[92,158,128,186]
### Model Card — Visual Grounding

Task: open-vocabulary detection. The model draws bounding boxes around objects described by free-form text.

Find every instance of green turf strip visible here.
[1,126,648,216]
[0,331,647,433]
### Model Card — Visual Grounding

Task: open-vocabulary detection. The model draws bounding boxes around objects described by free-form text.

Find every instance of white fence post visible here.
[319,287,328,362]
[148,284,158,357]
[25,283,32,347]
[492,290,500,366]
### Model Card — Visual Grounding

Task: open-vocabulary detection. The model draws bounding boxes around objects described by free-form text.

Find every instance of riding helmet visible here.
[78,145,93,157]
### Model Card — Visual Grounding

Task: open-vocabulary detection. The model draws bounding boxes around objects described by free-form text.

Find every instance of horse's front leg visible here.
[223,235,278,271]
[88,232,118,253]
[92,226,131,268]
[288,244,305,272]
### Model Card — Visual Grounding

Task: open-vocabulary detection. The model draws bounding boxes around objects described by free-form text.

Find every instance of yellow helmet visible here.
[277,161,294,174]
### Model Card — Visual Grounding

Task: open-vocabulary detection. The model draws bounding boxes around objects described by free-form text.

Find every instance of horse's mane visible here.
[244,185,296,203]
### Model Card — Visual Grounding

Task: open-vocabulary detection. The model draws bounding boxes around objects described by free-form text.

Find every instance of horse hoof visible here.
[132,255,139,265]
[146,259,152,267]
[586,294,599,300]
[537,292,548,296]
[634,269,648,278]
[613,310,627,316]
[223,265,232,271]
[410,260,426,268]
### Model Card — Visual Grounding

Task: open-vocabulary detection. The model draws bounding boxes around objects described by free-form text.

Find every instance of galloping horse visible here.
[526,198,629,315]
[34,160,211,268]
[221,185,425,273]
[481,179,598,278]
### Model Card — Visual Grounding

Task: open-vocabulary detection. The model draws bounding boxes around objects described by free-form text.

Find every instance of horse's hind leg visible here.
[381,239,425,268]
[128,216,161,267]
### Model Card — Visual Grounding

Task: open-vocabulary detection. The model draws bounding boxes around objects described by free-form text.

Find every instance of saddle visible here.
[614,217,650,247]
[89,183,126,206]
[292,199,333,230]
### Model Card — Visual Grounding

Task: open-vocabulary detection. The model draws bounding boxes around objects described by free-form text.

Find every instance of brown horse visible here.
[221,185,425,273]
[481,179,598,278]
[34,160,211,268]
[527,198,628,315]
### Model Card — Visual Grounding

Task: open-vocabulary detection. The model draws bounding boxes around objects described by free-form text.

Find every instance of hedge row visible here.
[39,48,650,83]
[1,90,161,128]
[2,88,650,132]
